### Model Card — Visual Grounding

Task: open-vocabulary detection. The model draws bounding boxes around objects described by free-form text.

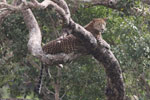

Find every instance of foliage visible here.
[0,0,150,100]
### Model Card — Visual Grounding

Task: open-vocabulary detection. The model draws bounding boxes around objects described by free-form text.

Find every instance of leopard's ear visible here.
[92,18,98,22]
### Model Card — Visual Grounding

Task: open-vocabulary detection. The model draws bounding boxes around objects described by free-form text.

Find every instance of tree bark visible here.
[69,19,125,100]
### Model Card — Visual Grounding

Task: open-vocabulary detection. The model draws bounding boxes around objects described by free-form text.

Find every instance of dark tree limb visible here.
[69,18,125,100]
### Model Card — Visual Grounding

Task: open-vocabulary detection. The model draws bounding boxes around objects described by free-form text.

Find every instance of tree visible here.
[1,0,150,100]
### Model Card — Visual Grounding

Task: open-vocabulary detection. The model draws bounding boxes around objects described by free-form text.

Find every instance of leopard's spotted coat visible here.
[43,18,107,54]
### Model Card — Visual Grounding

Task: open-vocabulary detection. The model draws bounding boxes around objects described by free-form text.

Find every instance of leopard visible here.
[42,18,107,55]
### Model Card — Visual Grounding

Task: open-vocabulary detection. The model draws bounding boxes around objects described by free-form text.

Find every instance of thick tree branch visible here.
[22,9,43,57]
[69,19,125,100]
[52,0,70,16]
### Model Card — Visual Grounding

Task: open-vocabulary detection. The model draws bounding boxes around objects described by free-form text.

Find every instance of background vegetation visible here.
[0,0,150,100]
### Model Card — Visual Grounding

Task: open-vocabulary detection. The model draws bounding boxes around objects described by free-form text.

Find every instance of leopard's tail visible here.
[35,63,45,94]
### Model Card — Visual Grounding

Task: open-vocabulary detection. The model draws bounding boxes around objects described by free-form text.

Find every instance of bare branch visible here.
[22,9,43,57]
[52,0,70,17]
[0,2,23,11]
[42,53,81,65]
[30,0,70,24]
[44,86,55,95]
[1,0,6,3]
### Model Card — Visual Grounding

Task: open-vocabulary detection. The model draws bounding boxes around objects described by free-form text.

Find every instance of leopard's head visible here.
[92,18,107,33]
